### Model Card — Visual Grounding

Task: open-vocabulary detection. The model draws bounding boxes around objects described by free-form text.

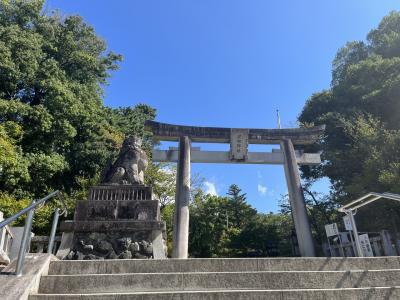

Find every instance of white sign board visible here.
[359,234,374,257]
[325,223,339,237]
[343,215,352,231]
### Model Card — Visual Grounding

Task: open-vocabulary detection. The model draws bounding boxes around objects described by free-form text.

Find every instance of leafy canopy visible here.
[0,0,155,232]
[299,11,400,202]
[187,185,292,257]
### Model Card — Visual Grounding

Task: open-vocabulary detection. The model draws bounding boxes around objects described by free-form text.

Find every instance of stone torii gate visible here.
[145,121,325,258]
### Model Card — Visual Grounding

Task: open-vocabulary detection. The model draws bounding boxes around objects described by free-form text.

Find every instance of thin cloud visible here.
[204,181,218,196]
[257,184,267,196]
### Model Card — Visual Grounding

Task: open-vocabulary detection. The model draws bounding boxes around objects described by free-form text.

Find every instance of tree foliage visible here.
[0,0,156,232]
[145,163,176,209]
[299,11,400,236]
[0,0,122,196]
[226,184,257,228]
[299,11,400,203]
[188,185,293,257]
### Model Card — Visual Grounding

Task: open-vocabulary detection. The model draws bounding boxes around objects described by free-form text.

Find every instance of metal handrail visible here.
[338,192,400,212]
[0,190,67,276]
[338,192,400,257]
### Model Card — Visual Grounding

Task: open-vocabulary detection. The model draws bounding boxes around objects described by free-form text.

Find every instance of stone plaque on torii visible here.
[145,120,325,258]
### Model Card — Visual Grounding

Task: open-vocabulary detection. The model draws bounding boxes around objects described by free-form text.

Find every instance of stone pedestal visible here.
[58,185,167,260]
[8,227,34,262]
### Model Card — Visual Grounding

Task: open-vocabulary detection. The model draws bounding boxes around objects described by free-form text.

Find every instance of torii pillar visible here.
[172,136,191,258]
[281,138,315,257]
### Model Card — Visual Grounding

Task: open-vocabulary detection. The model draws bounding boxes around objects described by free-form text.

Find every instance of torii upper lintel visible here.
[145,120,325,145]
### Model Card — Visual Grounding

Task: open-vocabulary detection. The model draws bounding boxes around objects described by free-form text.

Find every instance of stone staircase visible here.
[30,257,400,299]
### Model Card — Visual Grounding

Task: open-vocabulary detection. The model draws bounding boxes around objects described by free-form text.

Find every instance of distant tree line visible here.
[188,184,293,257]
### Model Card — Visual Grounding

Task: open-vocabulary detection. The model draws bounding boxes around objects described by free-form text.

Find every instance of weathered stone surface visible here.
[46,257,400,275]
[153,148,322,165]
[37,269,400,294]
[282,138,315,257]
[60,220,165,232]
[145,120,325,145]
[0,250,10,265]
[9,227,34,262]
[28,288,400,300]
[97,240,113,254]
[55,232,74,260]
[74,199,160,221]
[88,185,153,201]
[57,134,167,262]
[29,257,400,299]
[0,211,11,265]
[172,136,190,259]
[58,182,167,260]
[0,254,56,300]
[65,232,154,260]
[102,136,148,185]
[151,230,166,259]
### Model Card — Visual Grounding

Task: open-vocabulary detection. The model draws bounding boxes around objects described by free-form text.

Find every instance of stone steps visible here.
[30,257,400,299]
[36,269,400,294]
[47,257,400,274]
[28,287,400,300]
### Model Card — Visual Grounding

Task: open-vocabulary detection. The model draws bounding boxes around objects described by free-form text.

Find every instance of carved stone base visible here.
[66,232,155,260]
[58,184,167,260]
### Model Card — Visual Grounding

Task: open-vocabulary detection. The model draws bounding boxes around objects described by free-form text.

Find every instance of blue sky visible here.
[47,1,400,212]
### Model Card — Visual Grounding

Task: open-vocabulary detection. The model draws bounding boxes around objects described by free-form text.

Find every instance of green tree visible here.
[232,213,293,256]
[298,11,400,241]
[299,11,400,203]
[279,187,341,256]
[226,184,257,228]
[189,191,232,257]
[160,202,175,256]
[0,0,123,198]
[107,104,156,152]
[0,1,159,233]
[188,185,295,258]
[145,163,176,210]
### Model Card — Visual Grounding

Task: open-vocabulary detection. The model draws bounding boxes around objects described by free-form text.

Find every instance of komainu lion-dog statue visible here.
[102,136,148,185]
